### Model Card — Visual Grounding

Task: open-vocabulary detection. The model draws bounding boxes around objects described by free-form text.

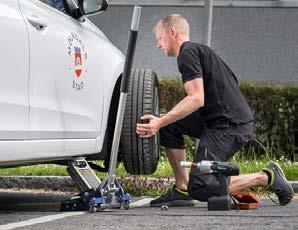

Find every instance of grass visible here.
[0,155,297,180]
[230,154,298,181]
[0,158,174,178]
[0,154,297,196]
[0,164,69,176]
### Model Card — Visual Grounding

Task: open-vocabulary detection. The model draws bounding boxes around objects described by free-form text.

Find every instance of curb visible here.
[0,176,78,192]
[0,176,297,193]
[0,176,175,193]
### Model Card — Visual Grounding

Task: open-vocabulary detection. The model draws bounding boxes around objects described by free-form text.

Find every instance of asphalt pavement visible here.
[0,189,297,230]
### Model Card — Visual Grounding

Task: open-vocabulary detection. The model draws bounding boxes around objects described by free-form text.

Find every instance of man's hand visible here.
[136,115,161,138]
[136,78,204,139]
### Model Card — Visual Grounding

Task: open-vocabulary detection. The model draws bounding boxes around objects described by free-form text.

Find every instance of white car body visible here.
[0,0,124,166]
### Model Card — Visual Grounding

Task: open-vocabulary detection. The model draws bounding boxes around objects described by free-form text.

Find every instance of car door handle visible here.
[27,15,47,30]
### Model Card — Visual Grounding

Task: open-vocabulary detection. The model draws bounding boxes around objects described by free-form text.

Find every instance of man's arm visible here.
[160,77,204,126]
[136,77,204,138]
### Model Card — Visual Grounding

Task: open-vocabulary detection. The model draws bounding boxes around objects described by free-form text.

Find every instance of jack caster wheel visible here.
[161,205,168,211]
[124,202,130,210]
[89,205,98,213]
[121,202,130,210]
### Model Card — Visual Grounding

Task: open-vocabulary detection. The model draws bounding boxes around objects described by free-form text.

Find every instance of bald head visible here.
[154,14,190,37]
[154,14,190,57]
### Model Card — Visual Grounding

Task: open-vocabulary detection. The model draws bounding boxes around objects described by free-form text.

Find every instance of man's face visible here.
[155,25,176,57]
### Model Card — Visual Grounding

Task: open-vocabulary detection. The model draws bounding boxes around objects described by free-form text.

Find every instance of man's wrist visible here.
[158,114,168,129]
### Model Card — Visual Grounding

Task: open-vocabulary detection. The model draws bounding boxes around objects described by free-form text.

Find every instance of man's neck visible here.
[175,37,190,57]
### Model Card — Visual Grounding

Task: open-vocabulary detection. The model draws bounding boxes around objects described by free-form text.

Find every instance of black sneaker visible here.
[262,161,294,206]
[150,186,196,207]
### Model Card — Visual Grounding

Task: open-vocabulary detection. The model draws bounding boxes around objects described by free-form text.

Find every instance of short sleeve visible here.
[177,48,203,84]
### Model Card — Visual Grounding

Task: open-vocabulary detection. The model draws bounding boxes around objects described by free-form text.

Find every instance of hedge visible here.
[158,77,298,161]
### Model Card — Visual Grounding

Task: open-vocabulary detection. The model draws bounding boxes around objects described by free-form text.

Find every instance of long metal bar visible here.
[107,94,127,184]
[202,0,213,47]
[107,5,142,186]
[109,0,298,7]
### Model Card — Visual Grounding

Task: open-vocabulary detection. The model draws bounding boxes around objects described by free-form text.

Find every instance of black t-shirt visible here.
[177,41,253,127]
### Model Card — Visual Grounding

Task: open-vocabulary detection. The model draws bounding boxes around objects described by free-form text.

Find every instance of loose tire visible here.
[121,69,160,175]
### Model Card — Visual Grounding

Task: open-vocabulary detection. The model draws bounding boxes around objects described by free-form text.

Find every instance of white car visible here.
[0,0,159,175]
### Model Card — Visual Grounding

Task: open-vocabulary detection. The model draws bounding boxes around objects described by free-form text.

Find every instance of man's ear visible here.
[169,27,177,37]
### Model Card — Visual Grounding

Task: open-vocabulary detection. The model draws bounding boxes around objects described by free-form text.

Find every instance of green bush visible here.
[158,77,298,160]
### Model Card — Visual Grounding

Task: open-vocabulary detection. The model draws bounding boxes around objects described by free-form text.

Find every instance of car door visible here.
[0,0,29,140]
[19,0,104,140]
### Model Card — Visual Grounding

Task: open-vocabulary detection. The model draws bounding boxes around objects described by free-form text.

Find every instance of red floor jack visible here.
[60,5,142,212]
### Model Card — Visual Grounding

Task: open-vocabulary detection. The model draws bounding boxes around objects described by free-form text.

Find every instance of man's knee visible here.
[188,170,221,202]
[188,174,209,202]
[159,124,184,149]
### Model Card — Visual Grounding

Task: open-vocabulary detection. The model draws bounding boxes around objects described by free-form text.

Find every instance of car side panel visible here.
[0,0,29,140]
[20,0,104,140]
[0,139,97,165]
[0,0,125,165]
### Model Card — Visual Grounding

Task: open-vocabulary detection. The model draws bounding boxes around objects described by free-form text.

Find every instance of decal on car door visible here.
[75,46,82,77]
[67,32,87,92]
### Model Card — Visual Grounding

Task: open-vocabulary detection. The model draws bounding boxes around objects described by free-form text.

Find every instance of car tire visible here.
[121,69,160,175]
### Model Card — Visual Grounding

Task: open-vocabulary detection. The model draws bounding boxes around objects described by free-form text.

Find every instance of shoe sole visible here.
[150,200,197,207]
[269,161,294,205]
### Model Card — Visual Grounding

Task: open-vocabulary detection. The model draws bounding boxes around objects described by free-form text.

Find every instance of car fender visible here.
[94,44,124,153]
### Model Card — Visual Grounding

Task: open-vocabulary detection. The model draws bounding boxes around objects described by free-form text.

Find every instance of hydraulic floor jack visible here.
[60,157,131,212]
[60,6,142,212]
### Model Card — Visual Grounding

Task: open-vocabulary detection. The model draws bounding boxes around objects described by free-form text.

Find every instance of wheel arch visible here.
[87,69,160,176]
[87,73,122,162]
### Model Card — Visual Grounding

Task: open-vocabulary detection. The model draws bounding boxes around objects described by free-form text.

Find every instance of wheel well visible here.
[87,75,122,161]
